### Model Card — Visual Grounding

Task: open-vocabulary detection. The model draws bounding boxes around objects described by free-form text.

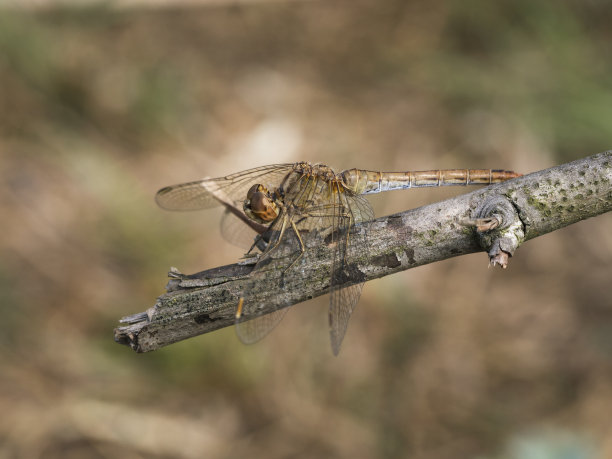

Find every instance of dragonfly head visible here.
[244,184,279,223]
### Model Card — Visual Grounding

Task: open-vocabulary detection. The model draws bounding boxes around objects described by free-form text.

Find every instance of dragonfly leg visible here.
[253,213,306,273]
[245,239,259,257]
[245,233,269,257]
[283,219,306,272]
[258,214,289,263]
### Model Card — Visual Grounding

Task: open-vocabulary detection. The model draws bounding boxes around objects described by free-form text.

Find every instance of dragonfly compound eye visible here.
[246,183,267,200]
[244,190,279,223]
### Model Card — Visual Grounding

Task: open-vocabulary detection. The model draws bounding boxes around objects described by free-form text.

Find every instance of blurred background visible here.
[1,0,611,458]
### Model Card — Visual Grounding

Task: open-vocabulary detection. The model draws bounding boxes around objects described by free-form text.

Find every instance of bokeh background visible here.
[1,1,611,458]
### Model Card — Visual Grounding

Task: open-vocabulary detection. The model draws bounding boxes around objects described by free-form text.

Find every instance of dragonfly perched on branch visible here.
[156,162,521,355]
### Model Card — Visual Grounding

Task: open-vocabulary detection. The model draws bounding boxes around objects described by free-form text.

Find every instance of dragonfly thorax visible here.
[244,184,279,223]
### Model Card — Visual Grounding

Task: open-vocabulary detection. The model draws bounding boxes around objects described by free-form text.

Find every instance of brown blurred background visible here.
[1,1,611,458]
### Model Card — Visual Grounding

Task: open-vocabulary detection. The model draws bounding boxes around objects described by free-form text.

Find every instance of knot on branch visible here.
[467,195,525,268]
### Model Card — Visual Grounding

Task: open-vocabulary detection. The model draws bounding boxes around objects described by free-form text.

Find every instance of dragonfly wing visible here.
[235,307,289,345]
[219,209,259,250]
[345,192,376,225]
[155,163,296,211]
[218,194,270,250]
[329,283,365,356]
[328,192,374,355]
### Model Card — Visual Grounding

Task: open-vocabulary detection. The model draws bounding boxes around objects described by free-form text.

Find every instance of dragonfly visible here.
[156,162,521,355]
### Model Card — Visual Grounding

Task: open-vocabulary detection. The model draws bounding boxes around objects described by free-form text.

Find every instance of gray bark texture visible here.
[115,151,611,352]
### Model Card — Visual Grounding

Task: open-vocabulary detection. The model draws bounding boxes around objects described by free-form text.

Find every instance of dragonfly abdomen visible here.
[402,169,521,189]
[342,168,521,194]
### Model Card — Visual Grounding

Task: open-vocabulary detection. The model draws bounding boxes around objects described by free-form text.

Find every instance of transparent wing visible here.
[329,283,364,355]
[235,308,289,345]
[344,192,376,225]
[218,196,269,250]
[328,191,374,356]
[155,163,296,211]
[219,209,259,250]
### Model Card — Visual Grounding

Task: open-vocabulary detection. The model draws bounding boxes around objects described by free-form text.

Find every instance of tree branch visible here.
[115,151,611,352]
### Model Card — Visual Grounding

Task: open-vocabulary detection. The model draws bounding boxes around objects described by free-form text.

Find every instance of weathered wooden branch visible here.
[115,151,611,352]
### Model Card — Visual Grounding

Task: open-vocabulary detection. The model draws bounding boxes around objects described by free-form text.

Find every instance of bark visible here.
[115,151,611,352]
